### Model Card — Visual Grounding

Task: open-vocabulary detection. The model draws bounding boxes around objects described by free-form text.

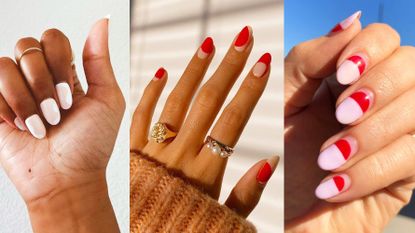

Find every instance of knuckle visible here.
[288,42,308,61]
[196,84,221,109]
[0,57,16,70]
[397,46,415,60]
[367,23,400,43]
[241,78,264,93]
[16,37,38,48]
[222,53,244,71]
[220,105,245,129]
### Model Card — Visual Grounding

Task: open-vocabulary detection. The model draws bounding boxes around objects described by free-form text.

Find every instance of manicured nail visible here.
[318,137,358,170]
[336,89,373,124]
[14,117,25,131]
[330,11,361,34]
[253,53,272,78]
[234,26,251,52]
[315,174,351,199]
[40,98,61,125]
[256,156,279,185]
[56,82,73,110]
[153,67,166,81]
[25,114,46,139]
[198,37,214,59]
[337,53,368,85]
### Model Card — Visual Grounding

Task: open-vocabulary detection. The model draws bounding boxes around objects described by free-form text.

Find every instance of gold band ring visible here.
[17,47,43,63]
[150,122,177,143]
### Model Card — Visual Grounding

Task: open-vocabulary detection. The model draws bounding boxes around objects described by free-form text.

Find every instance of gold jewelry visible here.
[205,136,234,158]
[151,122,177,143]
[17,47,43,63]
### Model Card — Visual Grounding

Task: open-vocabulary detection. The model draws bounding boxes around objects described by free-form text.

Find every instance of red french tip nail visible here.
[333,175,345,191]
[257,162,273,184]
[334,139,351,160]
[154,67,165,80]
[234,26,250,47]
[350,91,370,112]
[258,53,272,65]
[200,37,214,54]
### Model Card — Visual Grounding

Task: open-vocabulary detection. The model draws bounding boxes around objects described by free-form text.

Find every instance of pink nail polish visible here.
[315,174,351,199]
[336,89,373,124]
[330,11,362,34]
[337,53,368,85]
[318,137,358,170]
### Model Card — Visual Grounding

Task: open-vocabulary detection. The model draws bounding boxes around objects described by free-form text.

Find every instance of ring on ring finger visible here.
[205,136,234,158]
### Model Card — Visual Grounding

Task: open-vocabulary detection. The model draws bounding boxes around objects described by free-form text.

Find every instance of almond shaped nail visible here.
[337,53,368,85]
[315,174,351,199]
[197,37,214,59]
[330,11,362,33]
[56,83,73,110]
[234,26,251,52]
[336,89,373,124]
[318,137,358,170]
[253,53,272,78]
[40,98,61,125]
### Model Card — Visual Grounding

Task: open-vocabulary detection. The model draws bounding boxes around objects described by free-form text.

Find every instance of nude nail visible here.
[318,137,358,170]
[14,117,25,131]
[253,53,272,77]
[40,98,61,125]
[315,174,351,199]
[56,83,73,110]
[25,114,46,139]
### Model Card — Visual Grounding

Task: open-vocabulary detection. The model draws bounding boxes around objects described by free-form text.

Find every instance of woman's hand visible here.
[285,12,415,232]
[0,18,125,233]
[131,26,278,218]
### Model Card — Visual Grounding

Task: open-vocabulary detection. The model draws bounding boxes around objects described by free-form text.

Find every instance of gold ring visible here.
[150,122,177,143]
[17,47,43,63]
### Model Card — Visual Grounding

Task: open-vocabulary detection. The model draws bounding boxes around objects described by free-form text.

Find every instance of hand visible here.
[0,18,125,233]
[131,26,278,218]
[285,12,415,232]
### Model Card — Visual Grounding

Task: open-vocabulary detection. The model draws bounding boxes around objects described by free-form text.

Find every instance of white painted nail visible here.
[56,83,73,110]
[315,174,351,199]
[318,137,358,170]
[14,117,25,131]
[40,98,61,125]
[25,114,46,139]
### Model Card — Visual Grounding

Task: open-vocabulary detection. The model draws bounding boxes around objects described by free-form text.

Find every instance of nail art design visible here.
[318,137,357,170]
[256,156,278,185]
[253,53,272,78]
[234,26,251,52]
[336,89,373,124]
[330,11,361,34]
[153,67,166,81]
[315,174,350,199]
[14,117,25,131]
[40,98,61,125]
[25,114,46,139]
[197,37,214,59]
[337,53,368,85]
[56,82,73,110]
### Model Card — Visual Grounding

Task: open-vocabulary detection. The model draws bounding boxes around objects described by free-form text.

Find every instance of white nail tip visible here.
[337,60,360,85]
[340,11,361,29]
[56,83,73,110]
[253,62,267,77]
[335,98,363,124]
[25,115,46,139]
[318,145,345,170]
[14,117,25,131]
[40,98,61,125]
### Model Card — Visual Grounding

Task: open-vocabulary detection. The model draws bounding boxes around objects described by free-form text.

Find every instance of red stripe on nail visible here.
[348,55,366,74]
[256,162,272,184]
[201,37,214,54]
[350,91,370,112]
[330,24,342,33]
[234,26,250,47]
[333,176,345,191]
[154,67,165,80]
[335,139,351,160]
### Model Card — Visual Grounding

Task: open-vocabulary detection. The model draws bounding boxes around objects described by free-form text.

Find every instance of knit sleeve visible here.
[130,152,256,233]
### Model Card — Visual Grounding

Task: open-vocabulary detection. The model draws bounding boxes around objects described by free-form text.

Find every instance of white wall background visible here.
[0,1,130,232]
[131,0,283,232]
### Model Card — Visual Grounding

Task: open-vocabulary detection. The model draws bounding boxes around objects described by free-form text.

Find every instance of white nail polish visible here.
[56,83,73,110]
[315,174,350,199]
[14,117,25,131]
[105,14,111,20]
[40,98,61,125]
[25,114,46,139]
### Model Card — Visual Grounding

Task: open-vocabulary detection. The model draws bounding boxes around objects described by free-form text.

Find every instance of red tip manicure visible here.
[258,53,272,65]
[234,26,250,47]
[200,37,214,54]
[154,67,165,80]
[257,162,273,184]
[333,175,345,191]
[350,91,370,112]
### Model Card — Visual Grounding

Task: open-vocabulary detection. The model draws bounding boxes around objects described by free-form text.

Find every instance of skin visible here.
[130,27,279,218]
[285,17,415,232]
[0,19,124,233]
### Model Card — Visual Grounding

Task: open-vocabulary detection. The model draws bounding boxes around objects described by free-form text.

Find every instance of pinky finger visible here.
[130,68,167,151]
[0,94,20,130]
[225,156,279,218]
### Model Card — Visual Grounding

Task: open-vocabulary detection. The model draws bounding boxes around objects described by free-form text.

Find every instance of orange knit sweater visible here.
[130,152,256,233]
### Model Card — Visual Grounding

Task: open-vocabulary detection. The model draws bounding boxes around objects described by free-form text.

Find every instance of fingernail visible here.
[315,174,350,199]
[330,11,361,34]
[234,26,251,52]
[153,67,166,81]
[336,89,373,124]
[56,82,73,110]
[25,114,46,139]
[318,137,358,170]
[256,156,279,185]
[337,53,368,85]
[253,53,272,78]
[198,37,214,59]
[40,98,61,125]
[14,117,25,131]
[104,14,111,20]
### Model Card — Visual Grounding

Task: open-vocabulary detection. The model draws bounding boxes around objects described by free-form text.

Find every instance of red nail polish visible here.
[234,26,250,49]
[154,67,165,80]
[350,91,370,112]
[333,175,345,191]
[201,37,214,54]
[329,11,361,34]
[253,53,272,77]
[257,162,273,184]
[334,139,351,160]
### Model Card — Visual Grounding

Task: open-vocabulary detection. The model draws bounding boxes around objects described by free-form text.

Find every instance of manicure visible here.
[14,117,25,131]
[336,89,373,124]
[315,174,350,199]
[153,67,166,81]
[25,114,46,139]
[40,98,61,125]
[234,26,251,52]
[56,82,73,110]
[253,53,272,78]
[256,156,279,185]
[198,37,214,59]
[337,53,368,85]
[330,11,361,34]
[318,137,357,170]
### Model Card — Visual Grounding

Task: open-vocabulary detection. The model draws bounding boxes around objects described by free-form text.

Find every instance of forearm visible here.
[27,180,120,233]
